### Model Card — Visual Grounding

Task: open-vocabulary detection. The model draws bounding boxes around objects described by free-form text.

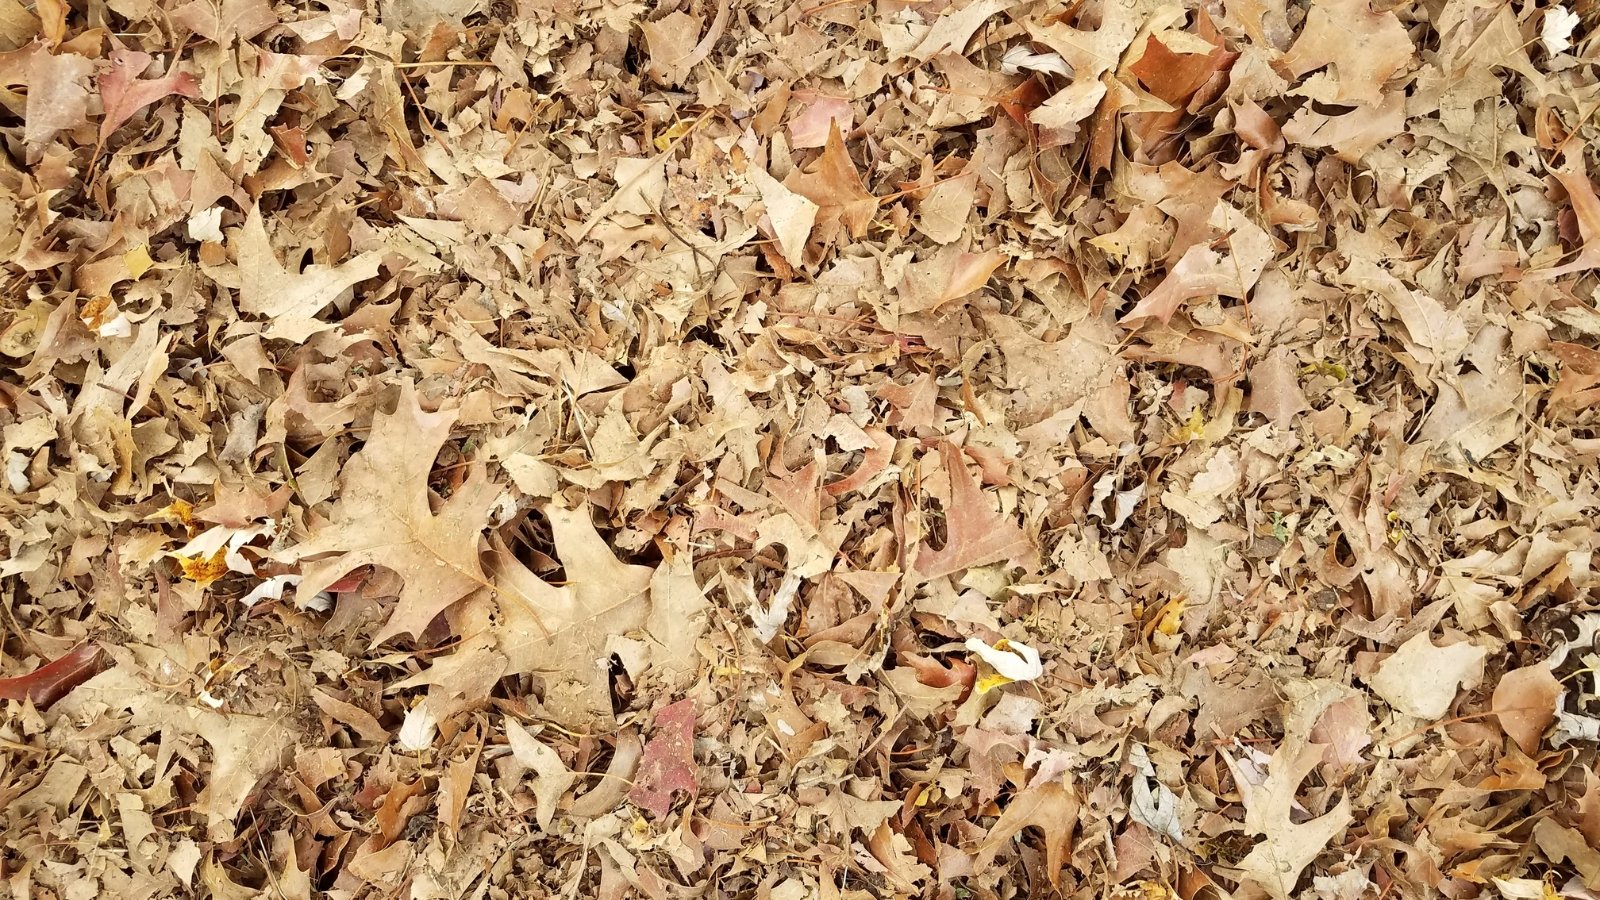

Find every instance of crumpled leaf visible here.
[748,164,817,269]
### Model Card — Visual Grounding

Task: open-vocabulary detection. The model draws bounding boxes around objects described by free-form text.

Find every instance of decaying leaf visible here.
[629,699,698,818]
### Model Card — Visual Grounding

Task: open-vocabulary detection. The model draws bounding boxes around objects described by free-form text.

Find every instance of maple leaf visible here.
[916,443,1032,581]
[97,48,200,141]
[491,503,654,725]
[233,205,384,342]
[277,382,499,644]
[1234,739,1353,900]
[785,123,877,239]
[629,699,698,817]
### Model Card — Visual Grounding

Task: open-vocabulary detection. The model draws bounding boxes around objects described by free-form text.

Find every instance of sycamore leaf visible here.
[235,205,384,342]
[629,699,698,817]
[98,48,199,140]
[492,504,654,726]
[916,443,1032,580]
[277,382,499,644]
[1234,739,1353,900]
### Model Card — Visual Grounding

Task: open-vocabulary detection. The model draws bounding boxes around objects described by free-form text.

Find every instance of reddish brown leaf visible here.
[98,48,200,141]
[0,643,105,708]
[629,699,698,818]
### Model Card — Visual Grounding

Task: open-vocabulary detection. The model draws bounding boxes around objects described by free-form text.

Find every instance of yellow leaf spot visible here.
[976,672,1013,694]
[149,499,195,526]
[125,245,155,279]
[176,548,228,587]
[1156,598,1186,635]
[1173,406,1206,443]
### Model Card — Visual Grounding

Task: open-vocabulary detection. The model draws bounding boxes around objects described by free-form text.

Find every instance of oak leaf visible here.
[1367,633,1486,720]
[491,503,654,725]
[971,780,1079,888]
[277,382,500,644]
[1234,738,1353,899]
[234,205,384,342]
[916,443,1032,580]
[98,48,199,141]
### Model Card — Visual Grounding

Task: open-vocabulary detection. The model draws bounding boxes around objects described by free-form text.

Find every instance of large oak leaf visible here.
[278,382,499,644]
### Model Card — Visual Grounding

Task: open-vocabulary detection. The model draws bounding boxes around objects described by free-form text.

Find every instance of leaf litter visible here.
[1,0,1599,896]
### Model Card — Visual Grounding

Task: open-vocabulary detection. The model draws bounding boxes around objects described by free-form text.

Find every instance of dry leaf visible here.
[1492,665,1561,755]
[1235,738,1354,900]
[629,699,698,818]
[277,382,499,643]
[916,443,1032,580]
[1368,633,1487,720]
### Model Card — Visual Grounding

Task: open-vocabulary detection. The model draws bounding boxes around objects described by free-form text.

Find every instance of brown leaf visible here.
[1247,347,1309,427]
[277,382,499,644]
[1279,0,1413,106]
[490,504,654,727]
[0,642,104,708]
[232,205,384,341]
[1234,738,1354,900]
[971,780,1079,888]
[785,122,877,239]
[0,45,93,146]
[629,699,698,818]
[916,443,1032,581]
[1492,665,1561,755]
[170,0,276,45]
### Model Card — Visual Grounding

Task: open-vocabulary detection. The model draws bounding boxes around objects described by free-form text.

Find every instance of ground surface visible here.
[2,0,1600,896]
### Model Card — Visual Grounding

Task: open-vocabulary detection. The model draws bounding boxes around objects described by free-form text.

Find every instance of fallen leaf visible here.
[233,205,384,341]
[1234,738,1354,900]
[1368,633,1487,720]
[1492,665,1561,755]
[916,443,1032,580]
[0,643,104,708]
[1279,0,1413,106]
[971,780,1079,888]
[748,164,818,269]
[629,699,698,817]
[97,48,200,141]
[277,382,499,644]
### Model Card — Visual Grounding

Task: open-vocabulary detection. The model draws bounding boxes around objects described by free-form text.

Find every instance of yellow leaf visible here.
[1156,597,1186,635]
[124,245,155,279]
[176,548,229,587]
